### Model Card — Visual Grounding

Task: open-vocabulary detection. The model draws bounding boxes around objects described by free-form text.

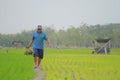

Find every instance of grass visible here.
[0,48,120,80]
[0,48,35,80]
[43,48,120,80]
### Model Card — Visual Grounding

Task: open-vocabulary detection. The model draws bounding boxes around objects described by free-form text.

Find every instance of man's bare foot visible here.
[37,66,40,69]
[34,65,37,69]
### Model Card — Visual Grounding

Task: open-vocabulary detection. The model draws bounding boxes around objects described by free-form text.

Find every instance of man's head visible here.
[37,25,42,33]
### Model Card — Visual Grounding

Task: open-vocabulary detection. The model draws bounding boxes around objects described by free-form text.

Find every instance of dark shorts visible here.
[33,48,44,59]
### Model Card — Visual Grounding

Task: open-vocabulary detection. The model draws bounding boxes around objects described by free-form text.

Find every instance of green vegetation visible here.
[0,48,120,80]
[0,24,120,48]
[0,48,34,80]
[43,48,120,80]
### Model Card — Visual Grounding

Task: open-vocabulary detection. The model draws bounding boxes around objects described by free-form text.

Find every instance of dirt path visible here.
[34,68,46,80]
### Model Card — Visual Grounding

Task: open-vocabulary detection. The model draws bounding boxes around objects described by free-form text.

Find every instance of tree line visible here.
[0,23,120,48]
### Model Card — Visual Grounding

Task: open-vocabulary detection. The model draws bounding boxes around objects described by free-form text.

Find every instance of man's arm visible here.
[27,39,33,48]
[45,39,51,48]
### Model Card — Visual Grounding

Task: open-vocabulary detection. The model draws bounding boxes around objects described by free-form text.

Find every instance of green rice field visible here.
[0,48,120,80]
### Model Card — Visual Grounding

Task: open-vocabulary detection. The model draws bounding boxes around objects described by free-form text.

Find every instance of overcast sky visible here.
[0,0,120,34]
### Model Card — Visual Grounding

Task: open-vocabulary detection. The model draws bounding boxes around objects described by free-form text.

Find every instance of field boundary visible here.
[34,68,46,80]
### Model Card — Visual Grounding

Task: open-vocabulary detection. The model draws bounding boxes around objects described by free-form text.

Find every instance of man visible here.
[27,25,51,69]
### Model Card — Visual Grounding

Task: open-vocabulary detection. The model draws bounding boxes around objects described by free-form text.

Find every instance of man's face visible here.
[37,28,42,33]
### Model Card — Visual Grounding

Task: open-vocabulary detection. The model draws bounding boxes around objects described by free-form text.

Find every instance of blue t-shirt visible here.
[32,32,48,49]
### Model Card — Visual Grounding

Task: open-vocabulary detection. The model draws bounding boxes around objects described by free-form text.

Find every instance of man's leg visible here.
[34,57,37,68]
[37,57,42,68]
[33,48,38,68]
[37,49,43,68]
